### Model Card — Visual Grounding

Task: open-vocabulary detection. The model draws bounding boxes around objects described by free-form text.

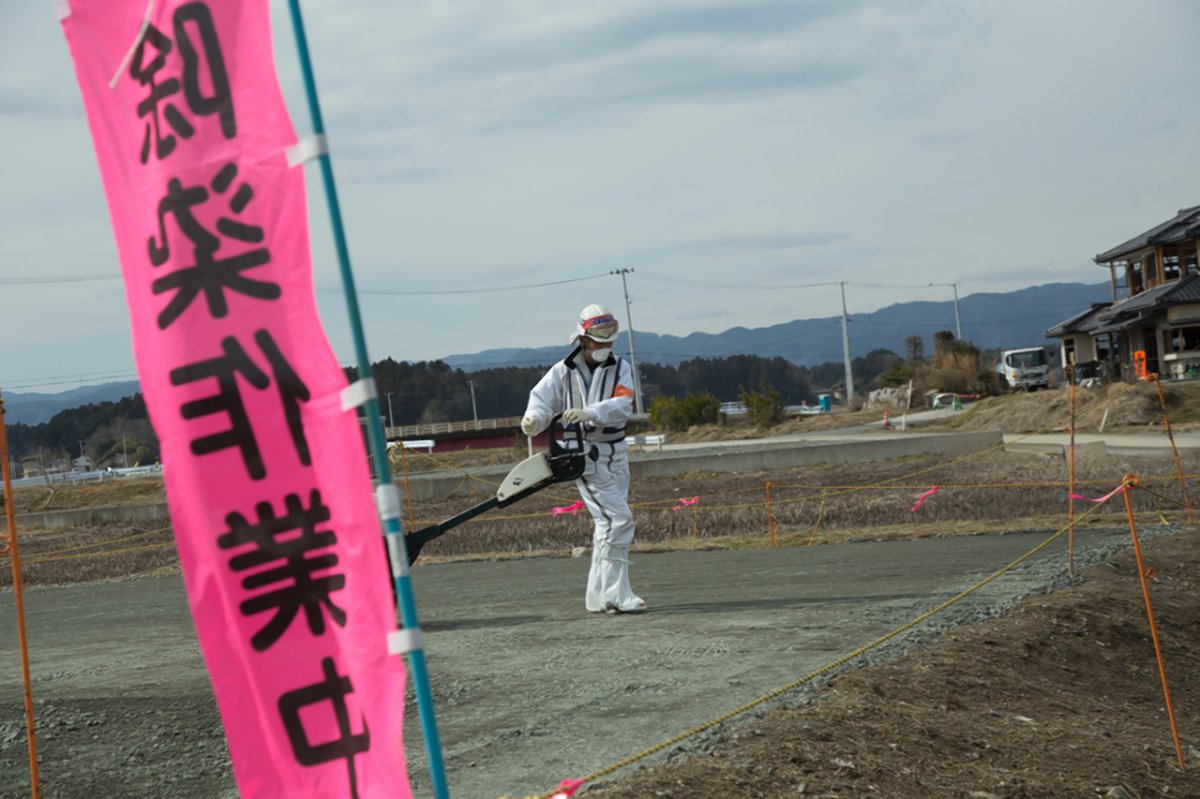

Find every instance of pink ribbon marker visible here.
[550,778,586,798]
[672,496,700,511]
[1069,484,1128,503]
[553,501,585,516]
[911,486,939,511]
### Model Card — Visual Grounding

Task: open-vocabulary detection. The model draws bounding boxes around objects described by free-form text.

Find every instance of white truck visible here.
[996,347,1050,391]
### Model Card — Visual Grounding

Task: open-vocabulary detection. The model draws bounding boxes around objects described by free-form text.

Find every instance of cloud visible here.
[648,232,847,257]
[910,132,971,148]
[960,259,1101,287]
[433,1,856,79]
[478,56,863,132]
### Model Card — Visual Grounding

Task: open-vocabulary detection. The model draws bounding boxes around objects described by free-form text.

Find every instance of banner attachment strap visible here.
[387,628,425,655]
[340,377,377,411]
[375,484,402,521]
[286,134,329,167]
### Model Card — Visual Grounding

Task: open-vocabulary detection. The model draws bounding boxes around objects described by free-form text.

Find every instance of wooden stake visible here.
[1067,365,1076,576]
[1120,474,1185,767]
[0,390,41,799]
[1151,374,1194,522]
[765,482,776,548]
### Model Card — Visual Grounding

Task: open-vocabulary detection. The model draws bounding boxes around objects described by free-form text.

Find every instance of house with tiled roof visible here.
[1046,206,1200,380]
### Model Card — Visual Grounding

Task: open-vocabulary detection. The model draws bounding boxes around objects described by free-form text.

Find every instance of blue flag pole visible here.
[283,2,450,796]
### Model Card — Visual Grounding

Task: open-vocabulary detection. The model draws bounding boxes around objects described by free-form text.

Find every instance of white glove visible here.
[562,408,591,424]
[520,415,540,436]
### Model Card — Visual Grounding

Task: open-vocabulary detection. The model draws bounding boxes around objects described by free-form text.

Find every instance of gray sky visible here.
[3,0,1197,392]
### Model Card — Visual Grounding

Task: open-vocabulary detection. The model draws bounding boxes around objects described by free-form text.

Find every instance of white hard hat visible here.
[571,304,619,344]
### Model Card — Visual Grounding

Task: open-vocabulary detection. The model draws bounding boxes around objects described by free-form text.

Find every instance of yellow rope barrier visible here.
[21,540,176,566]
[0,524,173,563]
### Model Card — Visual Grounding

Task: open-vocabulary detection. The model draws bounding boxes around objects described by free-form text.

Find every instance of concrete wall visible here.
[628,431,1002,479]
[17,502,171,530]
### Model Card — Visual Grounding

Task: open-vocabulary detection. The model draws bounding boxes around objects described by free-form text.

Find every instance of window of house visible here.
[1163,252,1181,281]
[1063,338,1076,365]
[1165,326,1200,353]
[1128,260,1144,295]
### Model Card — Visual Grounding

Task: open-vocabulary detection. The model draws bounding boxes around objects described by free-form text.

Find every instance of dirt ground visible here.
[584,530,1200,799]
[3,520,1197,799]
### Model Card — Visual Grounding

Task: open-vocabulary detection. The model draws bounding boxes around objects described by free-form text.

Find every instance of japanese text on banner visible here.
[60,2,412,796]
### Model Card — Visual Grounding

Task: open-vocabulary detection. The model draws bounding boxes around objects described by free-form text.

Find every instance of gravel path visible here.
[0,525,1160,799]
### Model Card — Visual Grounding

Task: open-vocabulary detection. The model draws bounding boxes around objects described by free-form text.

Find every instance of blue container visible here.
[818,393,831,413]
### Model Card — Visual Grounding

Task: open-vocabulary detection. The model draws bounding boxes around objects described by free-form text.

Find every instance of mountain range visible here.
[442,281,1111,371]
[4,380,141,426]
[4,281,1109,425]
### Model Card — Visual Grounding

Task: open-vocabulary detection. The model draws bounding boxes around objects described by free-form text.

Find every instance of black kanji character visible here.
[254,329,312,466]
[278,658,370,799]
[130,25,191,163]
[130,2,236,164]
[174,3,235,138]
[148,163,279,329]
[169,331,312,480]
[219,489,346,651]
[170,336,269,479]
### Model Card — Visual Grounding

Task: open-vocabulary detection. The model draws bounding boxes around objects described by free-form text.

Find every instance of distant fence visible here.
[387,416,523,439]
[10,465,162,489]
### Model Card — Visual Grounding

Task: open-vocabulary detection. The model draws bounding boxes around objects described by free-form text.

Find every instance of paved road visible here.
[1003,430,1200,455]
[640,410,1199,459]
[0,525,1158,799]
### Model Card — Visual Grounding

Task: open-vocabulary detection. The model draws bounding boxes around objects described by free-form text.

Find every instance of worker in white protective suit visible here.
[521,304,647,613]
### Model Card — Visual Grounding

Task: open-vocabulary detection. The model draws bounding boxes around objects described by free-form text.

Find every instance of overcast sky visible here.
[3,0,1198,393]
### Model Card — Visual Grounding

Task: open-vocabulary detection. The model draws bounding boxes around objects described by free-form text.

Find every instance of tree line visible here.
[5,350,905,472]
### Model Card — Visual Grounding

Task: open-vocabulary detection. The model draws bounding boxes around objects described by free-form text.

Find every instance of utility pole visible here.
[611,267,645,415]
[122,435,128,468]
[951,281,962,341]
[466,380,478,424]
[931,282,963,340]
[839,282,855,406]
[385,392,395,430]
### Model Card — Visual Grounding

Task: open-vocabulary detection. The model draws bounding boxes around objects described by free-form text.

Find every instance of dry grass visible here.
[0,521,176,587]
[408,450,1198,562]
[3,476,165,515]
[5,449,1195,584]
[946,381,1200,434]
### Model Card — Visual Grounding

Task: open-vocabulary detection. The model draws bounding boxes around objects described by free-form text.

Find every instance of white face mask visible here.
[588,347,612,362]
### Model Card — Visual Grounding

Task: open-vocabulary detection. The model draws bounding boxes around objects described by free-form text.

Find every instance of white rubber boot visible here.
[596,542,646,613]
[585,544,606,612]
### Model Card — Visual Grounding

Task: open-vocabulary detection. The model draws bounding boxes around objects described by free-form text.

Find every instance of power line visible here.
[3,370,141,392]
[1,272,609,294]
[324,273,609,298]
[637,270,840,291]
[0,274,120,285]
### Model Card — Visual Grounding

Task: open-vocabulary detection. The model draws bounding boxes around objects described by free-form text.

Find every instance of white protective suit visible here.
[523,345,646,612]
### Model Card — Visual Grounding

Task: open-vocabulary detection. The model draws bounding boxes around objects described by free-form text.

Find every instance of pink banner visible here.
[60,3,411,797]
